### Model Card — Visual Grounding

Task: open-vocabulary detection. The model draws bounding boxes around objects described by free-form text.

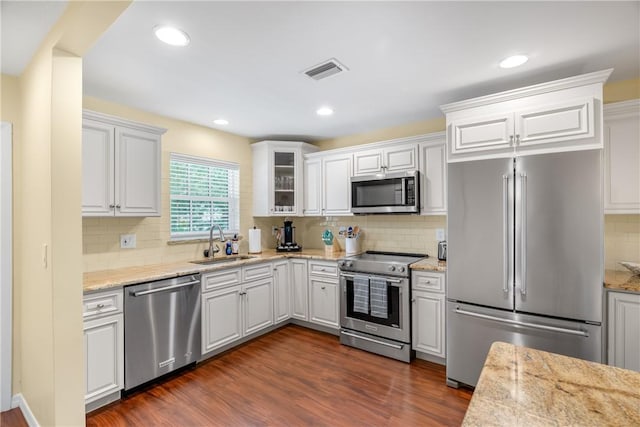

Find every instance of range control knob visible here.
[346,261,353,268]
[338,261,346,268]
[388,265,396,272]
[398,266,406,273]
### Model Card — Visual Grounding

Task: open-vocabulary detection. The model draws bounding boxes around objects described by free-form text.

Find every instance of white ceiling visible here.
[3,2,640,142]
[0,0,68,75]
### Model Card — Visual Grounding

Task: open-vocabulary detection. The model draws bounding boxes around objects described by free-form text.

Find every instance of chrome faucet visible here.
[207,223,225,258]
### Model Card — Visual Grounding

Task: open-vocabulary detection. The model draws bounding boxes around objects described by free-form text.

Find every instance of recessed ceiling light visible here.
[154,25,190,47]
[499,55,529,69]
[316,107,334,116]
[213,119,229,125]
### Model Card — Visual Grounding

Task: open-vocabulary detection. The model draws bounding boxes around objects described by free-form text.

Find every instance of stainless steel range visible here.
[338,251,426,362]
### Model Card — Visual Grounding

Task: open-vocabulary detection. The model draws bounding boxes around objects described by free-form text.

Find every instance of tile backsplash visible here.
[605,214,640,271]
[253,215,446,257]
[83,214,638,273]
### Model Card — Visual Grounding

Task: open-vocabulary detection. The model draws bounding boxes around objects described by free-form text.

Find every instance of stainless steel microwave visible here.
[351,170,420,214]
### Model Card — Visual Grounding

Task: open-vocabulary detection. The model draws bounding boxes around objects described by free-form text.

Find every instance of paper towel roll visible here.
[248,228,262,254]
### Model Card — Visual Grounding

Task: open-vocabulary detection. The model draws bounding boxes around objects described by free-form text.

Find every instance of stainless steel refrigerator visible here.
[446,149,603,388]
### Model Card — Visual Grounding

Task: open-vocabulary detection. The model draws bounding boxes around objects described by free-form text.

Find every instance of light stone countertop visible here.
[410,257,446,272]
[462,341,640,427]
[83,249,346,293]
[605,269,640,293]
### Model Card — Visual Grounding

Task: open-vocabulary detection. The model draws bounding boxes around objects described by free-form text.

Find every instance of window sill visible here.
[167,234,242,245]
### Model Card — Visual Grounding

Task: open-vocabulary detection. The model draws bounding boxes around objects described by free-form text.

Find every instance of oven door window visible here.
[345,277,401,327]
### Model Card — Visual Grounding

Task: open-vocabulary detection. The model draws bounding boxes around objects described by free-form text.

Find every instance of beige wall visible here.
[82,97,254,272]
[8,1,131,425]
[603,77,640,103]
[1,74,23,398]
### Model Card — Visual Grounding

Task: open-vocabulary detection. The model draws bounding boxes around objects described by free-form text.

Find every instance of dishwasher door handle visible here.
[131,280,200,297]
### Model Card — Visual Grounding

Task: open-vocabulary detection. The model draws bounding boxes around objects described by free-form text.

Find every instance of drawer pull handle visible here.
[321,286,326,290]
[96,303,105,309]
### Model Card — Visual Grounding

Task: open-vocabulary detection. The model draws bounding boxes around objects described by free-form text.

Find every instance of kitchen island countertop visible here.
[462,341,640,426]
[83,249,345,293]
[605,269,640,293]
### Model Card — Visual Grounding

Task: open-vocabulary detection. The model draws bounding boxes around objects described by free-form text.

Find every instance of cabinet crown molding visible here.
[83,110,167,135]
[440,68,613,114]
[304,131,445,159]
[604,99,640,119]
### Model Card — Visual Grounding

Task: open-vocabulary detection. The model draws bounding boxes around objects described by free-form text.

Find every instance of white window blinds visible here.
[170,153,240,238]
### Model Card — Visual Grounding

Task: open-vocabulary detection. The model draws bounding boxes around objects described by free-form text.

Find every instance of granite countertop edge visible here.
[83,249,346,293]
[604,269,640,293]
[84,251,446,293]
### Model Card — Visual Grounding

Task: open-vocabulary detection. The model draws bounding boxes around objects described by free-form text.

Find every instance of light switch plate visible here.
[120,234,136,249]
[435,228,445,241]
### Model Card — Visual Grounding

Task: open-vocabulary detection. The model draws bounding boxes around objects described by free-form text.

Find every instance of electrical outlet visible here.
[272,226,279,236]
[120,234,137,249]
[435,228,445,241]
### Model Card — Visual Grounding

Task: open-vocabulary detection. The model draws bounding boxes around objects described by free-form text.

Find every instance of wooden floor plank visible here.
[1,408,28,427]
[87,325,472,426]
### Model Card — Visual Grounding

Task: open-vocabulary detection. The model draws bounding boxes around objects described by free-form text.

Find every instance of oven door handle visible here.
[340,330,404,350]
[339,273,402,284]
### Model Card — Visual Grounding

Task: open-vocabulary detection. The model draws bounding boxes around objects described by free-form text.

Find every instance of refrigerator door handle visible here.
[502,174,510,294]
[520,173,527,296]
[454,307,589,337]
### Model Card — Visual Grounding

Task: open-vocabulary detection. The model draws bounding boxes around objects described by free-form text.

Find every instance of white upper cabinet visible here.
[353,143,418,176]
[82,110,165,217]
[303,151,352,216]
[303,158,322,216]
[442,69,612,162]
[604,100,640,214]
[419,133,447,215]
[252,140,318,217]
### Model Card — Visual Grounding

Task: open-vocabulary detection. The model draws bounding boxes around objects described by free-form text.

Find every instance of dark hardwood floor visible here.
[87,325,472,426]
[1,408,28,427]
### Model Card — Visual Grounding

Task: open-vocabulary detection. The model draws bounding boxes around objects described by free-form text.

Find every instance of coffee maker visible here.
[276,218,302,252]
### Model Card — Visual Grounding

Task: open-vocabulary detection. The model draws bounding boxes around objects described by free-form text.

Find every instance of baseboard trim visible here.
[11,393,39,427]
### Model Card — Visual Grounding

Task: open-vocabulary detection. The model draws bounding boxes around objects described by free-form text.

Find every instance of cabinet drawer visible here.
[202,268,242,292]
[412,272,444,293]
[308,261,338,278]
[83,289,123,319]
[243,262,273,282]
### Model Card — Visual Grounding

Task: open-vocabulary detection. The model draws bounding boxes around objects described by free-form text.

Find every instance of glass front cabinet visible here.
[252,141,318,216]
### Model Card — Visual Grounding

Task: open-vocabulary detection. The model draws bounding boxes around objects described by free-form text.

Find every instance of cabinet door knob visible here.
[509,135,514,145]
[321,286,326,290]
[97,303,105,309]
[411,298,416,303]
[116,204,121,209]
[425,280,431,284]
[515,134,521,145]
[109,204,115,209]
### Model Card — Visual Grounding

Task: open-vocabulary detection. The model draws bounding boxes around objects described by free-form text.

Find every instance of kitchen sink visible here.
[190,255,255,265]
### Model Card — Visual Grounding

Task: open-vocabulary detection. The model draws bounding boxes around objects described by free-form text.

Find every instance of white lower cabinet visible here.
[273,260,291,324]
[243,278,274,335]
[290,259,309,321]
[608,291,640,372]
[411,271,446,359]
[201,265,274,355]
[308,261,340,329]
[202,286,243,353]
[83,289,124,408]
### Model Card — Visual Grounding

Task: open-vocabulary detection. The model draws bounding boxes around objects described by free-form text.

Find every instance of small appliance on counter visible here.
[276,218,302,252]
[438,241,447,261]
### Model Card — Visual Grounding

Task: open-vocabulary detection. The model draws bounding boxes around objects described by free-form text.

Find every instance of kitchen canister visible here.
[345,237,360,255]
[248,227,262,254]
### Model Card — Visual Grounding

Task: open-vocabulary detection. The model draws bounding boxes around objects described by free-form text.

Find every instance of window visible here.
[170,153,239,239]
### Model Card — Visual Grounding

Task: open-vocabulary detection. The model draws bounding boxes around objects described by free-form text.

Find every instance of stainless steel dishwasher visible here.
[124,274,201,390]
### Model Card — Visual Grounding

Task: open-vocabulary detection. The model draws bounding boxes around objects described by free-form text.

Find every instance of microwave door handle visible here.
[401,178,407,204]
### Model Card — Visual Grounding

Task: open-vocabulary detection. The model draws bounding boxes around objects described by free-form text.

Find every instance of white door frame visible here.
[1,121,13,411]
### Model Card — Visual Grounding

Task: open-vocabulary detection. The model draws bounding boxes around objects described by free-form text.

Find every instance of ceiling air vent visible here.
[303,58,349,81]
